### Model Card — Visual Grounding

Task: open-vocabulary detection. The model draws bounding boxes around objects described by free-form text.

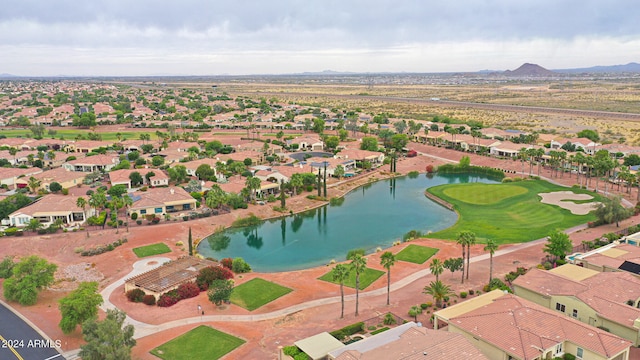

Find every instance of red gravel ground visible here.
[1,143,638,359]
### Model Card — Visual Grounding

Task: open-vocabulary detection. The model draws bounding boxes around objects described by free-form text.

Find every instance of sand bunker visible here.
[539,191,600,215]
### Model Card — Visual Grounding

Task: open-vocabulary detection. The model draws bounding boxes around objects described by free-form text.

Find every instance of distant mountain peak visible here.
[503,63,555,76]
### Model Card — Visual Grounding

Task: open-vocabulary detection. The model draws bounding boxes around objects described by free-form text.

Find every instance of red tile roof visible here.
[449,294,631,359]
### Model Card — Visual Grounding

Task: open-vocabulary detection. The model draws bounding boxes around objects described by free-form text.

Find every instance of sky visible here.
[1,0,639,76]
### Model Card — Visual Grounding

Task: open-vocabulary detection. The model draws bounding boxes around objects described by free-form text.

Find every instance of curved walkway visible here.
[66,222,584,358]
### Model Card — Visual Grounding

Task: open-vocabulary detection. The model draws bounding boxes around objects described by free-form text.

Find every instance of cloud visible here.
[1,0,639,75]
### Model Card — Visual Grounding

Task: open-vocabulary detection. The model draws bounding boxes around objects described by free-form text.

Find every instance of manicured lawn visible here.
[428,180,601,244]
[395,245,439,264]
[132,243,171,258]
[150,325,245,360]
[319,267,385,290]
[0,128,158,141]
[230,278,292,311]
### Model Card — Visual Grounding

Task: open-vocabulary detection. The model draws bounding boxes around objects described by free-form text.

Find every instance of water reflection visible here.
[208,233,231,251]
[198,173,499,272]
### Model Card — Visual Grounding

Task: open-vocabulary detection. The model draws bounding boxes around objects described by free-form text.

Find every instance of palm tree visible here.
[484,239,499,283]
[245,176,261,202]
[408,305,422,322]
[518,147,528,175]
[25,218,43,233]
[456,230,476,282]
[429,258,444,283]
[456,230,476,284]
[27,176,41,194]
[76,197,87,221]
[423,280,454,309]
[332,264,350,319]
[380,251,396,306]
[289,173,303,196]
[349,253,367,316]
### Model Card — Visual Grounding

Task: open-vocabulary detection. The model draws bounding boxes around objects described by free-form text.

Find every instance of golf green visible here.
[427,180,600,244]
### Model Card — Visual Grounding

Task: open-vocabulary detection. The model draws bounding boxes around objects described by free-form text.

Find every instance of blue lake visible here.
[197,173,498,272]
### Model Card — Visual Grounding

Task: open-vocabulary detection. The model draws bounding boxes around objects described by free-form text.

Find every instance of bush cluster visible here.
[177,282,200,299]
[81,238,128,257]
[437,164,505,179]
[3,228,23,236]
[157,291,180,307]
[142,294,156,305]
[220,258,233,270]
[232,257,252,273]
[504,267,528,282]
[126,288,145,303]
[196,266,234,291]
[329,322,364,341]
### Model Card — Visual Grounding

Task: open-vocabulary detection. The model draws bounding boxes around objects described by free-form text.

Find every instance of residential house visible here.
[108,169,169,189]
[550,137,600,155]
[64,140,111,153]
[571,242,640,276]
[182,158,220,178]
[513,264,640,346]
[16,168,86,192]
[434,290,632,360]
[0,167,43,189]
[490,141,533,158]
[287,136,324,151]
[335,149,385,166]
[63,154,120,172]
[323,322,488,360]
[306,156,356,177]
[128,187,196,218]
[8,194,93,228]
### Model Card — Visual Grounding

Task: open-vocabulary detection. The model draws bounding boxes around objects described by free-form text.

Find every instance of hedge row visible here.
[330,322,364,341]
[81,238,128,257]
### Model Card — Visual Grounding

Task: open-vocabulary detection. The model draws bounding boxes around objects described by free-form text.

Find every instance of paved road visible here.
[0,302,64,360]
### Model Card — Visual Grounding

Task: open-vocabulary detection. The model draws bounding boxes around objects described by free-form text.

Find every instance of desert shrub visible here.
[232,257,252,273]
[130,212,138,220]
[486,278,511,292]
[367,325,376,331]
[283,346,300,357]
[383,313,397,325]
[4,228,19,236]
[142,295,156,306]
[294,353,310,360]
[175,241,183,246]
[136,220,142,225]
[420,303,429,309]
[157,293,179,307]
[0,256,14,278]
[563,355,576,360]
[408,170,419,178]
[126,288,145,303]
[221,258,233,270]
[330,322,364,340]
[196,266,234,290]
[177,282,200,299]
[266,195,277,203]
[425,164,434,173]
[460,291,468,298]
[346,248,365,260]
[151,217,160,224]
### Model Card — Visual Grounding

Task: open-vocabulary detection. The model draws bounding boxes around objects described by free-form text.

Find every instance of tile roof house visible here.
[326,322,488,360]
[0,167,43,189]
[16,168,86,192]
[513,264,640,346]
[128,187,196,219]
[287,135,324,151]
[434,290,632,360]
[63,154,120,172]
[7,194,94,228]
[107,169,169,189]
[573,242,640,275]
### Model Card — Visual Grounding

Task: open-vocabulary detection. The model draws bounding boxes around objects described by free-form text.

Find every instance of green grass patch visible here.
[319,267,385,290]
[441,183,527,205]
[132,243,171,258]
[150,325,245,360]
[395,245,439,264]
[428,180,601,244]
[229,278,292,311]
[0,129,158,142]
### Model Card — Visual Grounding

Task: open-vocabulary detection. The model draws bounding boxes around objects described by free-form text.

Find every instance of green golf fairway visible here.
[428,180,600,244]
